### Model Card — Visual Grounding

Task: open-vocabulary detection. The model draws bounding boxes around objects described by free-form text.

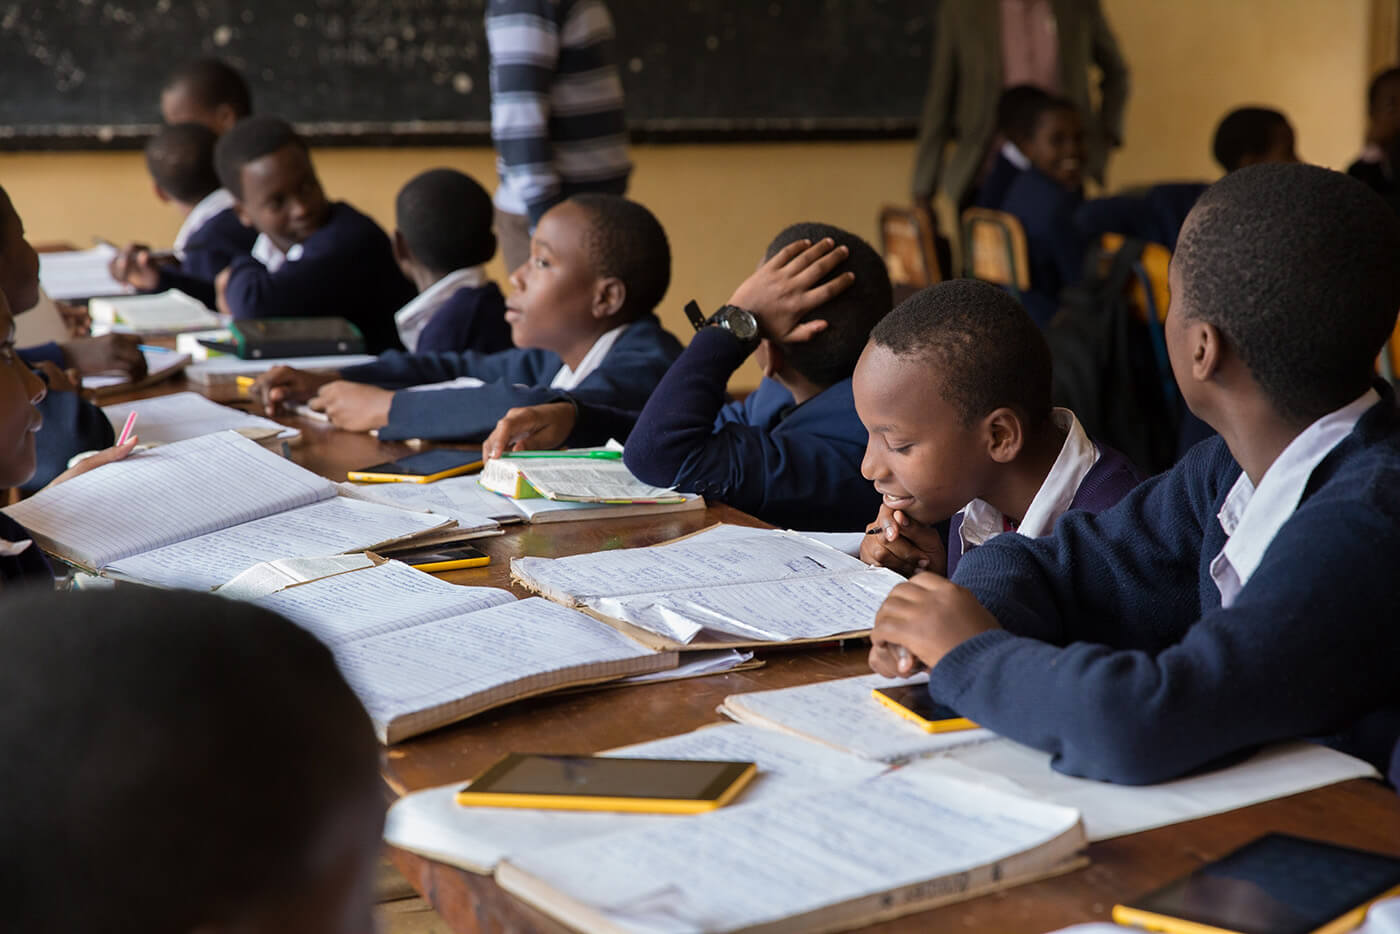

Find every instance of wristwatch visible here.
[684,300,760,347]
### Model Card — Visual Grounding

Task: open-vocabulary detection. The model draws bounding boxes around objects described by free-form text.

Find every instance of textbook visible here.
[36,244,130,301]
[0,431,476,589]
[480,450,686,503]
[496,761,1086,933]
[103,391,300,446]
[83,348,191,399]
[88,289,223,334]
[511,524,904,650]
[229,559,677,743]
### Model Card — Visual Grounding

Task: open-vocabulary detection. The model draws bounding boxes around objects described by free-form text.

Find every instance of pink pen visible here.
[117,411,138,446]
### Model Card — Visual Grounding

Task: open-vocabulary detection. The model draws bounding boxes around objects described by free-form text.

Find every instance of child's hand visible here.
[60,334,147,380]
[250,366,336,415]
[868,573,1001,678]
[55,301,91,338]
[726,237,854,343]
[108,244,162,291]
[31,361,81,395]
[483,402,577,459]
[308,381,393,431]
[860,505,947,576]
[46,437,140,488]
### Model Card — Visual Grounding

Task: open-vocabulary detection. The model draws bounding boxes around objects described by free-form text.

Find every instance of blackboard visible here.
[0,0,936,149]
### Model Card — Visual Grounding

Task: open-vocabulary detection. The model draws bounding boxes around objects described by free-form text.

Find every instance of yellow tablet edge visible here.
[413,555,492,573]
[454,762,757,815]
[347,460,483,484]
[1112,883,1400,934]
[870,687,980,734]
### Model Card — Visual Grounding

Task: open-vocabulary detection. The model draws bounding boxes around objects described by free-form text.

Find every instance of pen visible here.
[500,450,623,460]
[117,411,138,446]
[138,344,174,353]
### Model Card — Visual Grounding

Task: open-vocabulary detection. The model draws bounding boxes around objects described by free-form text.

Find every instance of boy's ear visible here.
[592,276,627,320]
[391,229,410,265]
[152,183,171,205]
[982,407,1026,465]
[1185,318,1225,384]
[757,338,782,379]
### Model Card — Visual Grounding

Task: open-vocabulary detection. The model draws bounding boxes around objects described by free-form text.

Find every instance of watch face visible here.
[722,306,759,341]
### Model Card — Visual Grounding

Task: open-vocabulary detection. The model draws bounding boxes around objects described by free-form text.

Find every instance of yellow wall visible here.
[0,0,1376,389]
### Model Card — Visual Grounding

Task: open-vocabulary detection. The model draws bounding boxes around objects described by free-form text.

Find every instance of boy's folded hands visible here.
[860,505,947,576]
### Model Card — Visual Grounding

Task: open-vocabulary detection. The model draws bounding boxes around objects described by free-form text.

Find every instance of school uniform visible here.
[932,383,1400,786]
[1074,181,1209,251]
[562,327,879,531]
[973,142,1029,210]
[997,167,1087,326]
[0,513,52,592]
[339,314,682,442]
[222,202,416,354]
[16,346,116,491]
[393,268,513,355]
[153,191,257,307]
[945,408,1142,577]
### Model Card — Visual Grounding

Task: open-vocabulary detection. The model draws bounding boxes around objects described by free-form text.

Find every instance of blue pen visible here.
[138,344,174,353]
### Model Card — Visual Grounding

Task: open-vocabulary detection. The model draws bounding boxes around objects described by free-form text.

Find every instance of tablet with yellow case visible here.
[871,684,979,733]
[455,754,757,815]
[347,449,483,484]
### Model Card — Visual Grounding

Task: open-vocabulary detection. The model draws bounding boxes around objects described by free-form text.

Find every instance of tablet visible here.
[347,449,483,484]
[455,754,758,815]
[388,543,491,573]
[1113,833,1400,934]
[871,684,979,733]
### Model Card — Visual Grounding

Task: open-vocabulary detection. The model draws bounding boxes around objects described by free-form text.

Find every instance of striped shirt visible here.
[486,0,633,225]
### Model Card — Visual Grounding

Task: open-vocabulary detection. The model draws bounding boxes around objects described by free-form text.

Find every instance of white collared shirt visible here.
[0,538,33,558]
[1210,388,1379,607]
[172,188,237,258]
[549,323,629,391]
[250,233,304,273]
[959,407,1100,550]
[1001,140,1032,171]
[394,266,490,352]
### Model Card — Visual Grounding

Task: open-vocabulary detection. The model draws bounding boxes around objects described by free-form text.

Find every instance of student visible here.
[213,116,416,353]
[391,168,512,354]
[250,193,682,439]
[856,279,1142,576]
[159,57,252,134]
[108,122,258,307]
[0,588,383,932]
[1349,67,1400,210]
[973,85,1054,211]
[870,164,1400,786]
[985,95,1088,326]
[486,224,894,531]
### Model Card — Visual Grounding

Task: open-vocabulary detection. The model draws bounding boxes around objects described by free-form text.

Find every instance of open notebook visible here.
[88,289,222,334]
[103,392,300,445]
[0,431,477,589]
[511,524,903,649]
[229,559,676,743]
[37,244,129,301]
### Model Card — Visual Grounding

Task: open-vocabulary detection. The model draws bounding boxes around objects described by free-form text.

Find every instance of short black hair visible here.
[1368,66,1400,113]
[1009,95,1077,147]
[870,279,1053,429]
[396,168,496,274]
[568,193,671,319]
[144,122,221,204]
[214,115,307,199]
[997,84,1056,144]
[763,222,893,388]
[1211,107,1290,172]
[0,588,379,933]
[1176,163,1400,423]
[164,58,253,119]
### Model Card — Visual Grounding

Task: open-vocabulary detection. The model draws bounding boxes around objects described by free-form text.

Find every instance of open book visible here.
[37,244,130,301]
[232,559,677,743]
[103,391,300,446]
[481,451,685,504]
[88,288,223,334]
[1,431,476,589]
[511,524,904,649]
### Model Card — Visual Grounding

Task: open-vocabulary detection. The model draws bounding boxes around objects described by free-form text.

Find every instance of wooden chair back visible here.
[960,208,1031,293]
[877,203,943,290]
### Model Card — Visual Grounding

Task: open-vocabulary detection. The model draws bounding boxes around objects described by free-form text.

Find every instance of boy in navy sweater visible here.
[212,116,415,353]
[484,223,894,531]
[108,123,257,308]
[250,194,682,440]
[973,85,1053,212]
[857,280,1141,577]
[390,168,512,355]
[871,164,1400,787]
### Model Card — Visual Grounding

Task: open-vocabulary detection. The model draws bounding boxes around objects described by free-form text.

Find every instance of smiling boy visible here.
[213,116,415,353]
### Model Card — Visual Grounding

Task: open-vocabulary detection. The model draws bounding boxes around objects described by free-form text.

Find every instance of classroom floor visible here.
[376,858,452,934]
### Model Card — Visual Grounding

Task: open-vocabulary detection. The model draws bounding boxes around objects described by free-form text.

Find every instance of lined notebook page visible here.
[341,476,515,525]
[247,560,514,646]
[3,431,334,569]
[37,244,128,300]
[500,766,1083,933]
[385,724,887,874]
[483,457,682,502]
[106,497,449,590]
[103,392,297,443]
[333,597,671,741]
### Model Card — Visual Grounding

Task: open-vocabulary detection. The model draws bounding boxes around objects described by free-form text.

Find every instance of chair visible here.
[1380,318,1400,382]
[877,203,944,299]
[960,208,1031,297]
[1098,234,1178,418]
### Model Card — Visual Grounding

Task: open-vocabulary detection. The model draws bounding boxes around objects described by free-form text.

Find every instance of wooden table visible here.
[105,375,1400,933]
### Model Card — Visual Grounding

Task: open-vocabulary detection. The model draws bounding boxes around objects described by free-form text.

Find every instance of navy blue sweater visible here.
[153,207,258,307]
[339,315,682,442]
[222,203,416,354]
[1074,182,1209,252]
[413,283,513,355]
[17,345,116,491]
[933,389,1400,785]
[996,168,1087,327]
[593,327,879,531]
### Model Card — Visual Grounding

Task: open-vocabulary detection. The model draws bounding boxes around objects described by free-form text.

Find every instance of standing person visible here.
[486,0,633,273]
[911,0,1129,211]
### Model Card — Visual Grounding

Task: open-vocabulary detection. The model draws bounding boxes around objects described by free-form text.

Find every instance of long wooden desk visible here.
[105,375,1400,934]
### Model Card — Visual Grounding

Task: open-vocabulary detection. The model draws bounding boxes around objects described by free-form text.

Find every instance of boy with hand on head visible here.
[160,57,252,134]
[213,116,416,353]
[485,224,892,531]
[391,168,512,354]
[251,193,682,438]
[871,164,1400,788]
[857,279,1141,576]
[0,588,384,933]
[108,122,258,307]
